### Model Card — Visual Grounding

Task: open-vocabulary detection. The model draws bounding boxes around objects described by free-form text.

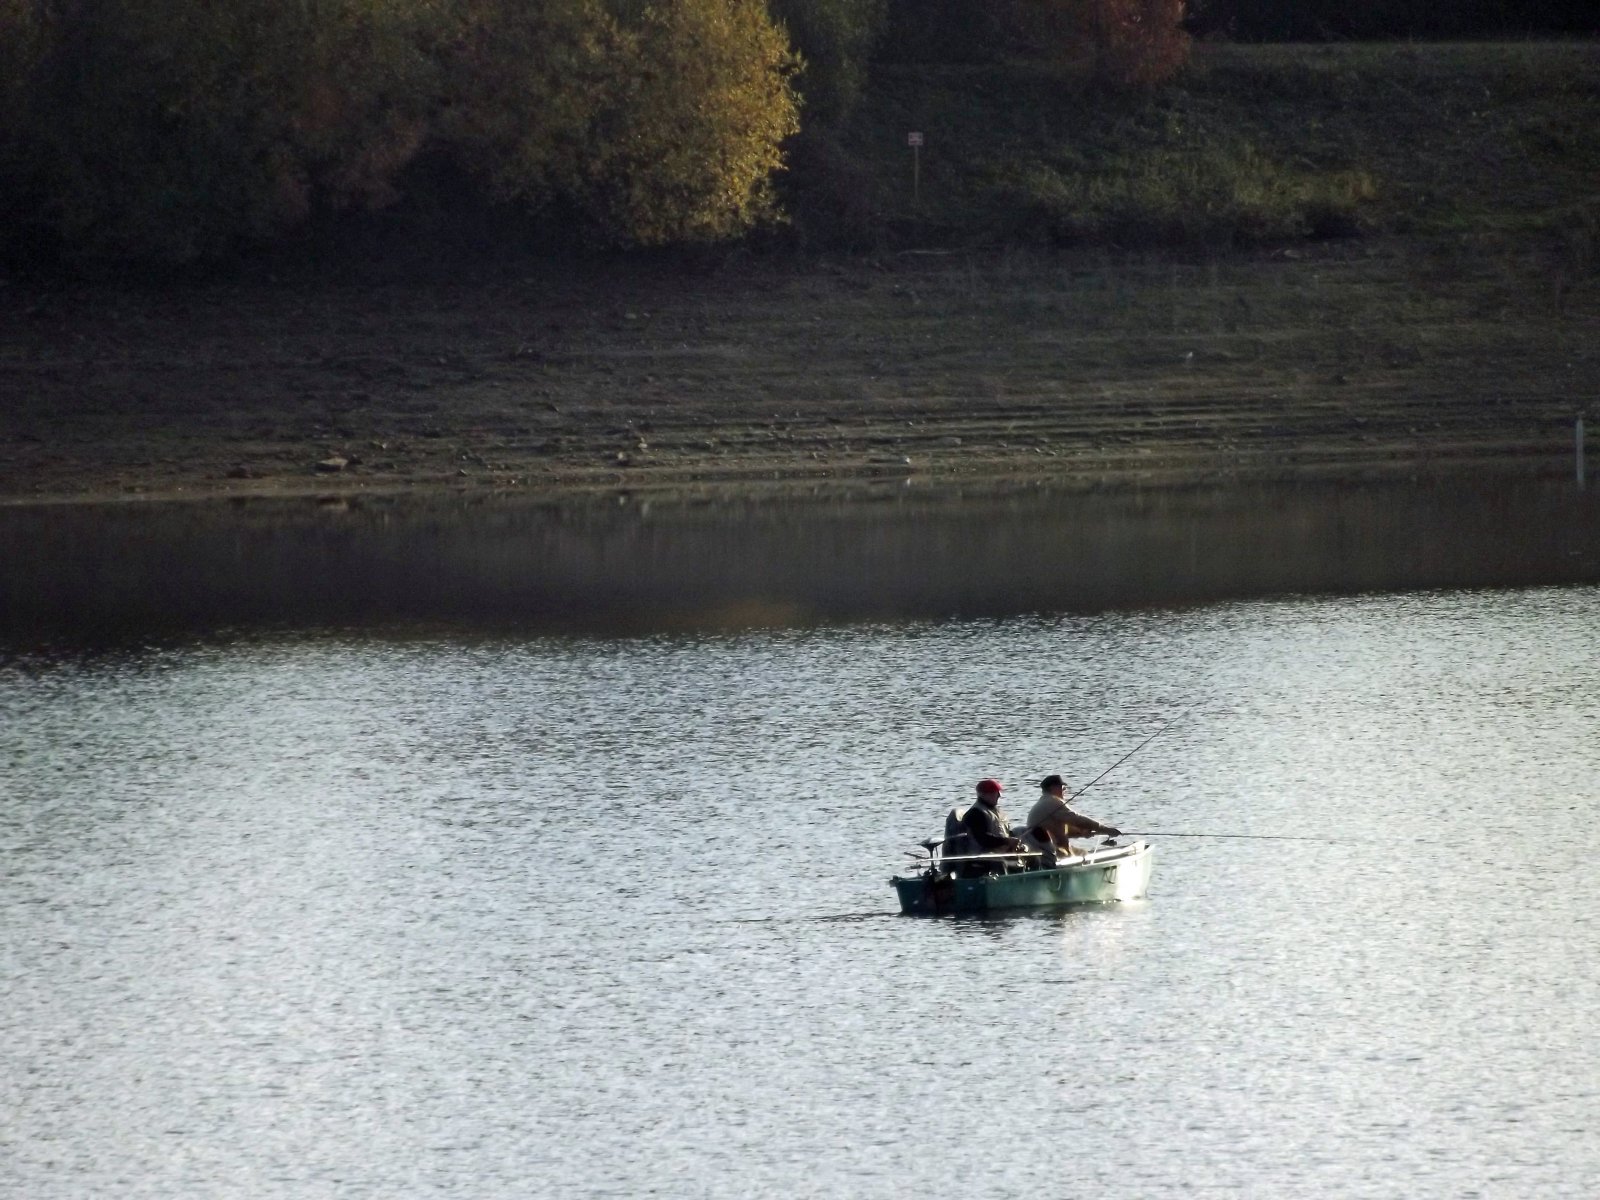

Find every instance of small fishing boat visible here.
[891,837,1153,915]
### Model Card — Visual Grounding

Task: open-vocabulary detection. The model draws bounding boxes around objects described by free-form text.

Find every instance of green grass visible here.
[786,41,1600,252]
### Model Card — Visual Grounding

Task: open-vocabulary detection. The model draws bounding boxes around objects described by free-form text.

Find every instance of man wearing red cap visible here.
[955,778,1029,876]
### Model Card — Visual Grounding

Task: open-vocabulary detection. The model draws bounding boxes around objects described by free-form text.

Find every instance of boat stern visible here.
[891,872,954,915]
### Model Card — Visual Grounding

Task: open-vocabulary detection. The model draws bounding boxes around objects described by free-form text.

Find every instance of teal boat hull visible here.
[892,841,1152,915]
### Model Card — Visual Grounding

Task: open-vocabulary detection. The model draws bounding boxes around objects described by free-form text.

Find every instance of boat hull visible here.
[892,841,1152,915]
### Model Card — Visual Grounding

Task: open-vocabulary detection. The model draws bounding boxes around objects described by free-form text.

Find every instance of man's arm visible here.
[962,806,1021,851]
[1062,805,1120,838]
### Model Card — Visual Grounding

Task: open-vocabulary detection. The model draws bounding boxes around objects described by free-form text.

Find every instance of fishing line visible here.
[1072,700,1199,799]
[1119,831,1330,841]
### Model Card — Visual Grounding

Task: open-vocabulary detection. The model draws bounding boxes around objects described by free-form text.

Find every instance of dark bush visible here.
[769,0,890,123]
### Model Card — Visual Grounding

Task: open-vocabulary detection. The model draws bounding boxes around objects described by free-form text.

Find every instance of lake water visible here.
[4,480,1600,1197]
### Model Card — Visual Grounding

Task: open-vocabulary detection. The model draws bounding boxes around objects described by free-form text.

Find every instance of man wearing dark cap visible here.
[1023,774,1121,865]
[954,778,1029,876]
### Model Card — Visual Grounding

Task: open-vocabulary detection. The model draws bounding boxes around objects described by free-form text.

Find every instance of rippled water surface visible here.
[5,576,1599,1198]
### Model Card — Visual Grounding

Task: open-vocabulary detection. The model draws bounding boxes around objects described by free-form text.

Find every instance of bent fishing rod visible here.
[1071,700,1199,801]
[1065,704,1337,842]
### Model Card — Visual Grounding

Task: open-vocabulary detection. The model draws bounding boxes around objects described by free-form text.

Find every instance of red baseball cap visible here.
[976,778,1003,794]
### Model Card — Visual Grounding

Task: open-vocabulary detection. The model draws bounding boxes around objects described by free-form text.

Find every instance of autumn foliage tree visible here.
[0,0,447,262]
[999,0,1190,87]
[1,0,800,263]
[444,0,799,246]
[597,1,800,243]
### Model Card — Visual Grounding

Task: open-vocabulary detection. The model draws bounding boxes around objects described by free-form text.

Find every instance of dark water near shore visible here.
[3,480,1600,1197]
[4,477,1600,646]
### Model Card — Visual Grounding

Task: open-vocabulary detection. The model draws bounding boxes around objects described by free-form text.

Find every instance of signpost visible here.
[907,131,923,212]
[1579,414,1587,488]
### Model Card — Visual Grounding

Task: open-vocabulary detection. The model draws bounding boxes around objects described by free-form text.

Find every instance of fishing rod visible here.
[1119,831,1330,842]
[1068,707,1337,843]
[1071,701,1199,800]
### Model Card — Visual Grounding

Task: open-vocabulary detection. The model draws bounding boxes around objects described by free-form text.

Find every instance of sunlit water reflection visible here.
[4,583,1599,1197]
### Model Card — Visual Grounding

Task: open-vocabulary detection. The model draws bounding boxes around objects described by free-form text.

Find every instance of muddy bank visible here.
[1,241,1595,506]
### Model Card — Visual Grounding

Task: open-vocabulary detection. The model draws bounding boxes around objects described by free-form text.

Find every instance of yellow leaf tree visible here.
[443,0,799,245]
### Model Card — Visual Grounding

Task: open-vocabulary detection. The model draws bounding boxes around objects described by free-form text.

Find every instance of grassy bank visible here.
[791,41,1600,258]
[6,40,1599,272]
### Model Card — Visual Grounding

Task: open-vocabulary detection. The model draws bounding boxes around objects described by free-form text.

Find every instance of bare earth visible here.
[1,240,1595,505]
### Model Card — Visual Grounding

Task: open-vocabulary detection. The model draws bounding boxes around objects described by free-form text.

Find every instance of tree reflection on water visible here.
[3,478,1598,647]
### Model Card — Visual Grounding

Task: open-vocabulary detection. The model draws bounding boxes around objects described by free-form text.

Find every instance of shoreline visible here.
[0,454,1585,511]
[3,240,1595,509]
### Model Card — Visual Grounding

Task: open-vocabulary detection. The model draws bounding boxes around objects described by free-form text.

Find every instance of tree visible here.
[4,0,802,262]
[767,0,888,123]
[0,2,45,210]
[597,0,801,242]
[1000,0,1190,87]
[1187,0,1598,39]
[4,0,444,262]
[443,0,800,245]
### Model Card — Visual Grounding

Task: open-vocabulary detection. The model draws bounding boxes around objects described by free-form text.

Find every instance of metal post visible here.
[907,131,924,215]
[1578,415,1587,488]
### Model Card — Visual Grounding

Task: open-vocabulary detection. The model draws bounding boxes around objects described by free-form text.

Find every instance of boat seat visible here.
[940,806,978,863]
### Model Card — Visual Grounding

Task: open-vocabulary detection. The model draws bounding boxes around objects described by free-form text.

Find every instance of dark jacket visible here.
[960,799,1012,850]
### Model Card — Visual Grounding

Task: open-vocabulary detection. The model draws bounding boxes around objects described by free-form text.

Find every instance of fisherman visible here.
[1022,773,1121,865]
[951,778,1030,877]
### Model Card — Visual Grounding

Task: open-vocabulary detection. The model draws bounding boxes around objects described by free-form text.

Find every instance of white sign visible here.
[907,132,924,148]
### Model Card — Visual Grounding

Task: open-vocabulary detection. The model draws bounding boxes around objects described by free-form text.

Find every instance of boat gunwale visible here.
[891,838,1153,914]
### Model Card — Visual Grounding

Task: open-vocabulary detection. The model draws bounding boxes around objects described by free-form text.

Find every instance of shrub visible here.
[4,0,443,264]
[879,0,1188,86]
[441,0,800,246]
[877,0,1007,64]
[987,146,1375,247]
[999,0,1191,88]
[2,0,801,262]
[768,0,889,123]
[597,0,801,242]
